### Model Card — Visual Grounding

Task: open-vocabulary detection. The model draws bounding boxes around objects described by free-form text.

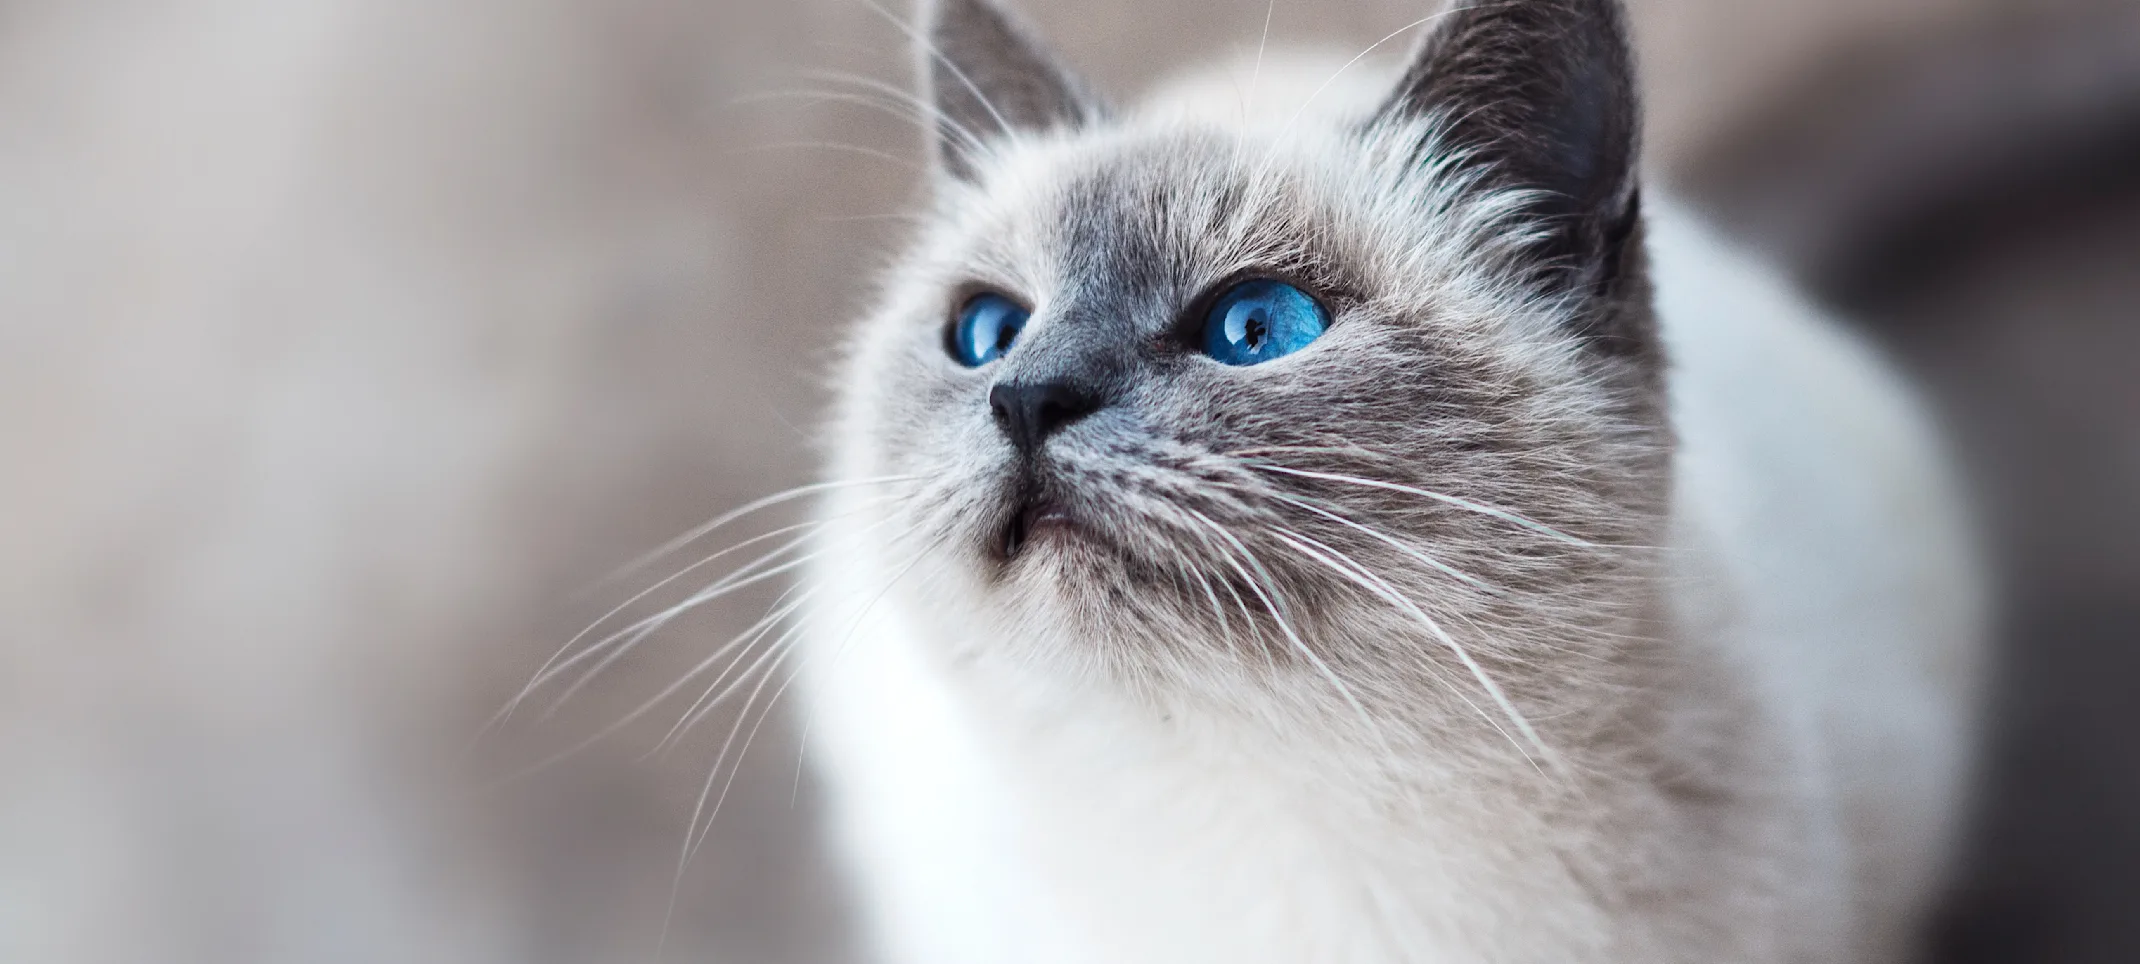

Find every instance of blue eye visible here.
[950,293,1029,367]
[1201,279,1328,366]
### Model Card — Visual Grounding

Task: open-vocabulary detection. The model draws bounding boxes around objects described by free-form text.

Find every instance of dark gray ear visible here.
[1374,0,1642,311]
[924,0,1101,181]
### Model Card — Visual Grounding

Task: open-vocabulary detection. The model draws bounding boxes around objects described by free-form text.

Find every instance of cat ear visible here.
[1374,0,1642,304]
[923,0,1102,181]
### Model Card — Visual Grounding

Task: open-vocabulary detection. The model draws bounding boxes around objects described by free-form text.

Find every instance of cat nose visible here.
[989,378,1102,459]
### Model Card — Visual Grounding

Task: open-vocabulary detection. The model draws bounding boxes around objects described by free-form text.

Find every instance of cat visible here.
[794,0,1984,960]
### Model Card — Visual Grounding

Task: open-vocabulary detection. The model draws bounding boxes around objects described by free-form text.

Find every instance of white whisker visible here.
[795,67,994,160]
[785,527,955,818]
[734,140,927,175]
[537,540,828,720]
[1247,462,1596,547]
[578,474,917,599]
[1247,0,1278,116]
[1267,525,1561,776]
[1169,509,1273,669]
[852,0,1019,140]
[538,509,911,718]
[737,88,986,166]
[680,528,942,867]
[1252,10,1454,179]
[1173,542,1238,656]
[1260,487,1492,592]
[497,517,833,732]
[1182,507,1386,747]
[651,586,820,758]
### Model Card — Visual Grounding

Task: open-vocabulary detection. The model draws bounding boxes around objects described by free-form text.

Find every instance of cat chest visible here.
[955,707,1604,961]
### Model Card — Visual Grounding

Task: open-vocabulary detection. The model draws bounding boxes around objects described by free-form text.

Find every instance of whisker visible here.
[1260,525,1513,741]
[733,140,927,175]
[500,516,837,730]
[797,67,994,161]
[818,211,931,225]
[1246,0,1278,117]
[647,515,938,959]
[1166,508,1273,670]
[1172,541,1238,657]
[1221,443,1404,462]
[1252,9,1457,178]
[650,586,821,758]
[667,594,843,764]
[785,527,956,820]
[1267,525,1561,776]
[1245,462,1596,548]
[577,474,918,600]
[1182,507,1387,747]
[683,632,799,861]
[653,625,801,963]
[537,536,836,721]
[483,518,908,788]
[484,616,783,790]
[1256,487,1492,592]
[734,88,985,168]
[681,529,942,868]
[852,0,1020,141]
[534,502,913,717]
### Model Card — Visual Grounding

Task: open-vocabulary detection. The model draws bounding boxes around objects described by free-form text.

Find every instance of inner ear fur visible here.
[1372,0,1647,346]
[924,0,1103,181]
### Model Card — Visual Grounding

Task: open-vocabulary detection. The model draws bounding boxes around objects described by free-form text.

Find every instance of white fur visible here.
[799,56,1982,964]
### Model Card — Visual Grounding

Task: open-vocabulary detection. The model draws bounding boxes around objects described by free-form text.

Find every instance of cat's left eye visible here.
[949,293,1029,368]
[1201,280,1328,366]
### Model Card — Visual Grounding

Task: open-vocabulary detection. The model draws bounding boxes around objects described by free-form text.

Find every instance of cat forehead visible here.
[938,131,1325,301]
[933,126,1492,310]
[921,49,1540,317]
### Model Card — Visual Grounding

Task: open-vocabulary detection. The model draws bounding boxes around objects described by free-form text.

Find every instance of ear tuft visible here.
[924,0,1100,181]
[1374,0,1643,317]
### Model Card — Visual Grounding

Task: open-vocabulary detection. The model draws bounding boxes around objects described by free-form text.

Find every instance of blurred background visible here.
[2,0,2135,961]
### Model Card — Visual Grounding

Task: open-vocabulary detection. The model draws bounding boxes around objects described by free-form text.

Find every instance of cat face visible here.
[830,0,1669,706]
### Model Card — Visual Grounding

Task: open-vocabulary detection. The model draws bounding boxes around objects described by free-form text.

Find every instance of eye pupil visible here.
[1201,280,1327,366]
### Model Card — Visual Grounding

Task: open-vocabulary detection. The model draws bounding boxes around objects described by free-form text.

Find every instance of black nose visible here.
[989,378,1102,459]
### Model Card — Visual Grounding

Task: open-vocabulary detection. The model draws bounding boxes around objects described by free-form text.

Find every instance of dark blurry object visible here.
[1682,5,2140,962]
[1689,2,2140,305]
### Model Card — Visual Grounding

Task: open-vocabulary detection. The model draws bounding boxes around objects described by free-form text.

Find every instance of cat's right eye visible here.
[1200,279,1328,366]
[949,293,1029,367]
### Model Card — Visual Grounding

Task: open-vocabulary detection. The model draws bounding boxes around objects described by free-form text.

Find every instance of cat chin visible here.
[992,495,1084,561]
[986,530,1124,598]
[974,477,1141,576]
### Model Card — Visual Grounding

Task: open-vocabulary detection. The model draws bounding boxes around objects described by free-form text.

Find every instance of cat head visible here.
[830,0,1669,714]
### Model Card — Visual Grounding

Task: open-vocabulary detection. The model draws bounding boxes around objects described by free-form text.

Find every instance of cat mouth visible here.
[999,495,1082,560]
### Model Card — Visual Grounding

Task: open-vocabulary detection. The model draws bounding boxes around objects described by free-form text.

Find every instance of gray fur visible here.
[892,0,1665,712]
[1374,0,1648,349]
[797,1,1981,960]
[924,0,1104,180]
